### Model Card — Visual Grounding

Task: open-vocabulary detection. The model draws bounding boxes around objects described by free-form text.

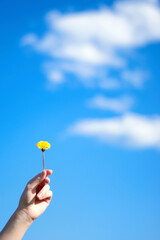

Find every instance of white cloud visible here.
[21,33,37,46]
[54,43,121,65]
[21,1,160,150]
[43,61,122,88]
[46,1,160,48]
[129,0,159,5]
[21,1,160,87]
[99,78,121,90]
[47,70,64,83]
[87,95,134,113]
[60,62,97,79]
[122,69,148,88]
[69,113,160,149]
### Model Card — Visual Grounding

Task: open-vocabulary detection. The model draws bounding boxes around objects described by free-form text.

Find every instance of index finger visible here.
[27,169,53,189]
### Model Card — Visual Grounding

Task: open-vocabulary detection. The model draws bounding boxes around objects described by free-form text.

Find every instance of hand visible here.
[17,170,53,221]
[0,170,53,240]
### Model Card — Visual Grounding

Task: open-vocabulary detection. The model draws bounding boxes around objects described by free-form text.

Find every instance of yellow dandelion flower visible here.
[37,141,51,151]
[37,141,51,170]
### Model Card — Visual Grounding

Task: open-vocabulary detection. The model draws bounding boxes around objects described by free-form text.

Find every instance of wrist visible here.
[15,208,34,227]
[0,208,34,240]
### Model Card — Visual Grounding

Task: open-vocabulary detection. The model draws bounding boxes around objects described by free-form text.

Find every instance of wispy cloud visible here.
[21,0,160,150]
[122,69,149,88]
[68,113,160,149]
[21,0,160,88]
[87,95,134,113]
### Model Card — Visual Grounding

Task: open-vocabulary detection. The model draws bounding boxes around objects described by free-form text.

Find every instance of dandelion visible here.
[37,141,51,170]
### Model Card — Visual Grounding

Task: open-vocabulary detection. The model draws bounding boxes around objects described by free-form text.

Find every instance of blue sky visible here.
[0,0,160,239]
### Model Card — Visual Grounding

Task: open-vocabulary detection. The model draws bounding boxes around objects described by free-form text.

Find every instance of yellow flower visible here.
[37,141,51,151]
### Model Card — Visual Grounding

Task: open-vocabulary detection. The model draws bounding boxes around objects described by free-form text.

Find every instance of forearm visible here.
[0,208,33,240]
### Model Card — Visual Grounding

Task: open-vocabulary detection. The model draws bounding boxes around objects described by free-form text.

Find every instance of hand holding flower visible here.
[18,169,53,221]
[0,170,53,240]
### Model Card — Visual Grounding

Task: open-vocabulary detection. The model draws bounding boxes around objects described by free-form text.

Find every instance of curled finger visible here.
[40,190,53,201]
[37,184,50,200]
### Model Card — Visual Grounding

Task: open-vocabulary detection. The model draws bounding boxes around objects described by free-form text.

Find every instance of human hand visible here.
[17,170,53,222]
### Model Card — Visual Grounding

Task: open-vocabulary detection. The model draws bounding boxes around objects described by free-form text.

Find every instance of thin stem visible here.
[42,151,45,170]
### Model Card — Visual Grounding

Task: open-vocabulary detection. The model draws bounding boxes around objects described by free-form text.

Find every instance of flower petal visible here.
[37,141,51,151]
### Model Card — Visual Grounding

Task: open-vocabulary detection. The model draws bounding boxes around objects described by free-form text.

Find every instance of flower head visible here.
[37,141,51,151]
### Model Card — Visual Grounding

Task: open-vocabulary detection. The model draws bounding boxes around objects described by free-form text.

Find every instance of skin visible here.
[0,169,53,240]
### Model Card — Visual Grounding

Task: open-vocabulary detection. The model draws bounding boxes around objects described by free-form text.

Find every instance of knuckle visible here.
[26,183,32,190]
[37,176,41,183]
